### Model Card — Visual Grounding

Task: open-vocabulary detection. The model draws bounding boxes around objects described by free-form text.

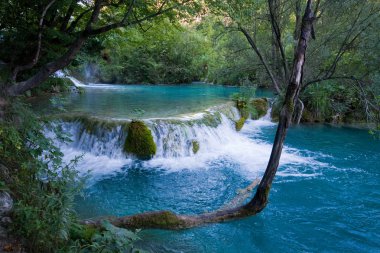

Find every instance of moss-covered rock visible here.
[124,120,156,160]
[192,140,200,154]
[235,117,246,131]
[251,98,268,119]
[236,100,250,119]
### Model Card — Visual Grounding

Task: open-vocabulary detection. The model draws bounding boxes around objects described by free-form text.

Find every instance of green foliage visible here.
[31,77,75,96]
[0,100,85,252]
[231,82,259,119]
[301,81,363,123]
[71,18,213,84]
[64,221,143,253]
[124,120,156,160]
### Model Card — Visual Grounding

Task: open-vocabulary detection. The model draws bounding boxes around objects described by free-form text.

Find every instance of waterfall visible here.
[55,105,239,160]
[54,70,87,87]
[51,104,315,177]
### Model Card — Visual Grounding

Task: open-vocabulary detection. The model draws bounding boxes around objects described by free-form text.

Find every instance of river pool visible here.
[39,83,379,252]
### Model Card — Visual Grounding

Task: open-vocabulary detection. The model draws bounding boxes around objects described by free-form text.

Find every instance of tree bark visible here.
[83,0,316,230]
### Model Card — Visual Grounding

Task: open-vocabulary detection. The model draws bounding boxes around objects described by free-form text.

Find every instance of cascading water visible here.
[52,103,316,178]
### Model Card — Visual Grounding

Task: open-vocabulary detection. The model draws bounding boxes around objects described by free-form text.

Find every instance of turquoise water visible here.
[43,83,379,252]
[31,84,271,119]
[74,122,380,252]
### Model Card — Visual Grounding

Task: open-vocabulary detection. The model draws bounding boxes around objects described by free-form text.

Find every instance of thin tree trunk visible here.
[239,27,282,94]
[293,98,304,124]
[83,0,316,230]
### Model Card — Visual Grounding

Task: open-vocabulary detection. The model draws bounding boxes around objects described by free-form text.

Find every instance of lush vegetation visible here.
[0,0,379,252]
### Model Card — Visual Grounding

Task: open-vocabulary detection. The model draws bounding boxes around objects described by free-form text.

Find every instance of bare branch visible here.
[66,7,93,33]
[268,0,289,81]
[60,0,78,32]
[239,26,281,94]
[87,0,173,36]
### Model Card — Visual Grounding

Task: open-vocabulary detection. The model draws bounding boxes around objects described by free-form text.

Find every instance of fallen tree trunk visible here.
[82,0,316,230]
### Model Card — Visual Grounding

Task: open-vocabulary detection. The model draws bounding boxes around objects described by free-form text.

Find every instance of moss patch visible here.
[130,211,186,229]
[192,140,200,154]
[124,120,156,160]
[235,117,246,131]
[251,98,268,119]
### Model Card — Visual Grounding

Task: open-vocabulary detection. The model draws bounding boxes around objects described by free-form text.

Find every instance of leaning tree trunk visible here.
[83,0,316,230]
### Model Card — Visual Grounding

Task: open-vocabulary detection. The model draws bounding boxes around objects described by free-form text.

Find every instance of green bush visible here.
[0,100,83,252]
[64,221,143,253]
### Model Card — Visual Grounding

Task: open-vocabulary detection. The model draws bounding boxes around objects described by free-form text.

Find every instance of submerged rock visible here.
[124,120,156,160]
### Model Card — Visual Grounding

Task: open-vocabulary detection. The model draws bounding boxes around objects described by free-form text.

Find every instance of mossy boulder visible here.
[235,117,246,131]
[192,140,200,154]
[124,120,156,160]
[251,98,268,119]
[236,100,250,119]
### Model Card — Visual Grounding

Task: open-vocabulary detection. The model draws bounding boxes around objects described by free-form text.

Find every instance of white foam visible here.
[60,146,131,178]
